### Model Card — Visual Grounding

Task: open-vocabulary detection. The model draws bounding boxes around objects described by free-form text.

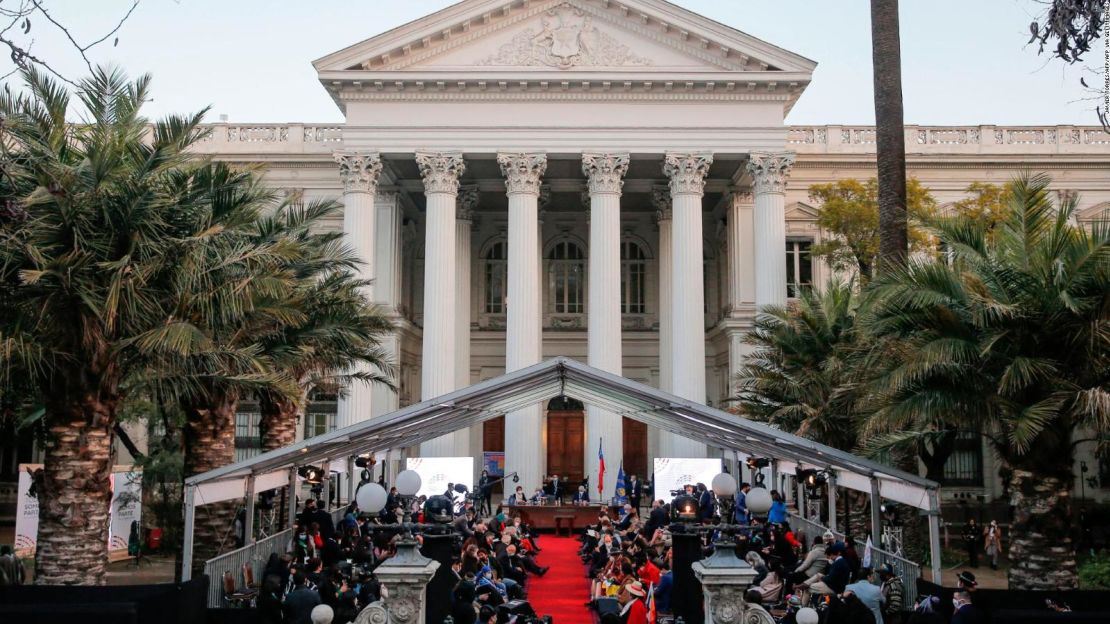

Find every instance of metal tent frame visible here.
[182,357,942,581]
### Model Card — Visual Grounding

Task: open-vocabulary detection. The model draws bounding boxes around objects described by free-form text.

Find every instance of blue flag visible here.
[615,461,628,504]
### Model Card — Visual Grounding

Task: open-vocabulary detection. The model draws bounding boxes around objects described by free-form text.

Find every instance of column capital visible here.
[334,150,383,194]
[497,152,548,196]
[458,184,480,221]
[652,185,672,222]
[416,151,466,195]
[663,152,714,196]
[582,152,630,195]
[746,151,796,195]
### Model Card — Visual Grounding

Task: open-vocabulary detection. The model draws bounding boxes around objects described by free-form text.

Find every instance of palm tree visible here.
[733,279,862,452]
[0,67,227,585]
[870,0,909,270]
[863,173,1110,590]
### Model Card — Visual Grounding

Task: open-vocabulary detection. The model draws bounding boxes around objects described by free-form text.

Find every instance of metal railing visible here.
[202,506,346,607]
[788,513,920,609]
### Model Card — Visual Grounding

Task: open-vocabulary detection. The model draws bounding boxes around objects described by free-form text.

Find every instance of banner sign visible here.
[15,463,142,559]
[482,451,505,478]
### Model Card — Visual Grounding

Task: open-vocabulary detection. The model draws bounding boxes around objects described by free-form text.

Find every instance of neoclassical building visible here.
[218,0,1110,503]
[8,0,1107,511]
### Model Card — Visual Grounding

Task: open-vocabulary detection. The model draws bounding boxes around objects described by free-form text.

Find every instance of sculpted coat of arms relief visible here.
[480,3,652,69]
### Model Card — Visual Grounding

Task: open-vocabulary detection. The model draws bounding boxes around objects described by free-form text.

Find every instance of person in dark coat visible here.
[628,474,642,510]
[951,591,985,624]
[283,572,322,624]
[643,500,668,539]
[451,578,479,624]
[257,574,286,624]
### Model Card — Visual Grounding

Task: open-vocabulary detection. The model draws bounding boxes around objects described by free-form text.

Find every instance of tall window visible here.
[548,239,585,314]
[483,240,507,314]
[620,240,646,314]
[942,431,984,486]
[304,410,336,439]
[234,410,261,462]
[786,240,813,298]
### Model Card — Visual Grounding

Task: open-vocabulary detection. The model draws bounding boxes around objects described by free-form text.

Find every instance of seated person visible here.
[798,543,850,597]
[573,485,590,504]
[508,486,528,505]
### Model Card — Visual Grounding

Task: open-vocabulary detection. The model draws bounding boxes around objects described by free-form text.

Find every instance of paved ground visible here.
[943,557,1010,589]
[105,554,177,585]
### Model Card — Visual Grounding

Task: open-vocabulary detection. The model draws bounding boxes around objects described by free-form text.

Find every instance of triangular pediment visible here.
[786,201,821,220]
[314,0,816,75]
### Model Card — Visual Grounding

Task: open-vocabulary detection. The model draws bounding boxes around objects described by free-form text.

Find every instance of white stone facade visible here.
[180,0,1110,503]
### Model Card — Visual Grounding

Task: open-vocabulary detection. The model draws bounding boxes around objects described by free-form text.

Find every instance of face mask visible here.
[953,599,962,609]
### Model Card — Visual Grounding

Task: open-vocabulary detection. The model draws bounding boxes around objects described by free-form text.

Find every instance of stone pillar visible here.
[353,540,440,624]
[583,153,629,501]
[693,544,775,624]
[416,152,467,457]
[661,153,713,458]
[372,191,403,417]
[335,151,383,428]
[498,153,547,492]
[653,187,672,393]
[747,152,795,309]
[455,186,478,390]
[726,191,754,316]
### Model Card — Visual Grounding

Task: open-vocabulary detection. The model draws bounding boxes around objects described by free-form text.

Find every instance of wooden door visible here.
[546,410,585,485]
[483,416,505,452]
[622,417,648,479]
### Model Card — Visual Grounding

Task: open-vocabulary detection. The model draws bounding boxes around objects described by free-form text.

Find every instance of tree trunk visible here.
[1007,469,1077,590]
[258,390,302,452]
[182,390,240,575]
[258,389,304,529]
[870,0,909,271]
[34,390,118,585]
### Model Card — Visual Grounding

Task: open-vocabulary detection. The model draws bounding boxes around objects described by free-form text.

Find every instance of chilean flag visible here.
[597,438,605,496]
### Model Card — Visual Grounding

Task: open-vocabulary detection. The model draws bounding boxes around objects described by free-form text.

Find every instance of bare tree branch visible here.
[0,0,141,87]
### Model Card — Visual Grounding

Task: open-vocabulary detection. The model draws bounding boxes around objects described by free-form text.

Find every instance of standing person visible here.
[628,474,642,510]
[984,520,1003,570]
[844,568,885,624]
[962,518,980,568]
[951,590,984,624]
[478,470,493,517]
[734,482,751,525]
[0,545,25,586]
[878,564,904,622]
[284,572,322,624]
[768,490,787,524]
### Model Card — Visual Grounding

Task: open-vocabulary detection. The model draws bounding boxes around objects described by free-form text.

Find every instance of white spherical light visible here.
[356,482,387,514]
[396,469,422,497]
[796,607,819,624]
[746,487,773,516]
[711,472,737,497]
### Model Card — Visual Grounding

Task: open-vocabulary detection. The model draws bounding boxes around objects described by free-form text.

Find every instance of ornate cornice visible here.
[415,151,466,195]
[731,190,755,206]
[582,152,630,195]
[663,152,714,196]
[497,152,548,196]
[747,151,795,195]
[458,184,480,220]
[334,150,383,193]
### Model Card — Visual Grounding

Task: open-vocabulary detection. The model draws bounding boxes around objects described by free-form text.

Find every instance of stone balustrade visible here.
[171,123,1110,157]
[183,123,344,154]
[787,124,1110,155]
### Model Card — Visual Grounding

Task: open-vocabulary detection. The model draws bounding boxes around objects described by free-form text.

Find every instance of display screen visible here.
[406,457,474,502]
[652,457,723,503]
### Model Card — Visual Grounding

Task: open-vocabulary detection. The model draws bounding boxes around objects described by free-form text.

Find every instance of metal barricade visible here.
[203,527,292,607]
[788,513,920,609]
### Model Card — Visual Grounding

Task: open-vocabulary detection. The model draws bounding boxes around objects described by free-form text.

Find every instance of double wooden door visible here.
[546,410,585,485]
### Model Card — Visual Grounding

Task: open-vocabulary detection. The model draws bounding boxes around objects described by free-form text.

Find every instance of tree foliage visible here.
[1029,0,1105,63]
[808,177,937,279]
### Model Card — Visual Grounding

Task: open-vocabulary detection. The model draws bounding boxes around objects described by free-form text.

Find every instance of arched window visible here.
[548,239,585,314]
[620,240,647,314]
[483,240,507,314]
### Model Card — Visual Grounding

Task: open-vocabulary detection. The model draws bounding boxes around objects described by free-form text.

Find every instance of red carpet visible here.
[526,536,593,623]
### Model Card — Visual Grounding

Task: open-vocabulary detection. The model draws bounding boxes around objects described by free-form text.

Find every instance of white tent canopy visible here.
[182,357,941,580]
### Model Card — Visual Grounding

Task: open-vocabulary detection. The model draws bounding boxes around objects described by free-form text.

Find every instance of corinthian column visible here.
[661,153,713,458]
[335,151,383,428]
[498,152,547,493]
[747,152,795,309]
[583,153,629,501]
[456,186,479,390]
[652,187,672,393]
[416,152,467,457]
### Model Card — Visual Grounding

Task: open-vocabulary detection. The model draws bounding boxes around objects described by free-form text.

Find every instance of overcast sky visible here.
[5,0,1101,125]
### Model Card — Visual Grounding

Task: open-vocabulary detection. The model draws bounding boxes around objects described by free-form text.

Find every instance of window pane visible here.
[799,244,813,288]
